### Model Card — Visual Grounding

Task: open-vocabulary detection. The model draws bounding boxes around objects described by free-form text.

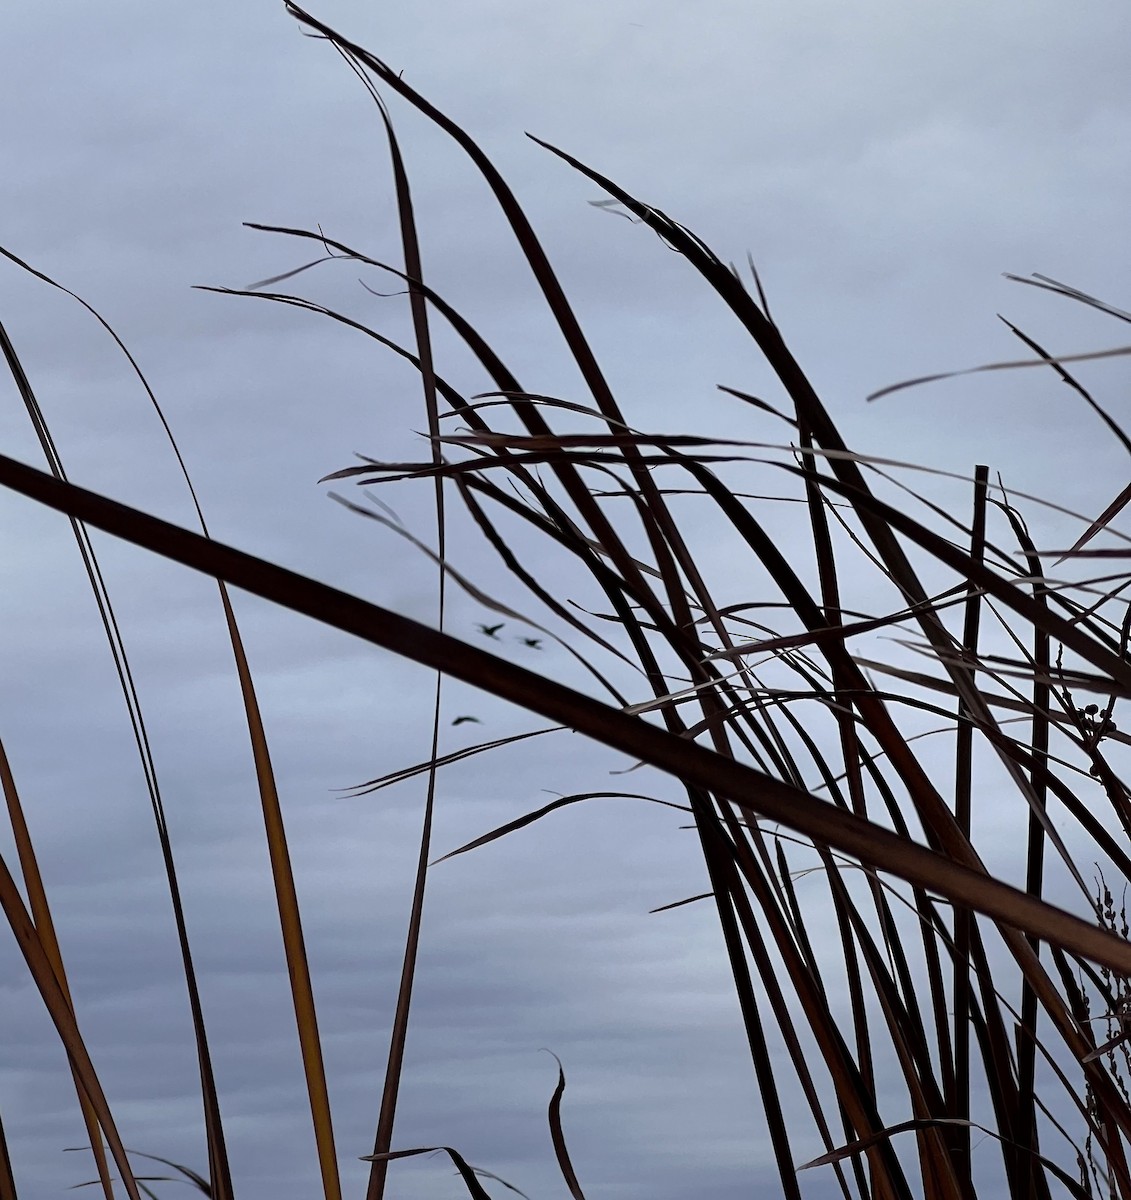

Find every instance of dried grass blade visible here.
[453,475,639,690]
[0,288,233,1199]
[1003,273,1131,324]
[0,851,141,1200]
[1000,317,1131,456]
[0,1116,12,1200]
[431,792,681,865]
[326,493,544,632]
[280,10,703,667]
[219,592,340,1200]
[283,7,631,440]
[866,344,1131,402]
[826,869,965,1200]
[780,464,1131,692]
[340,727,559,798]
[770,844,870,1200]
[359,1147,496,1200]
[722,821,910,1195]
[693,827,806,1200]
[703,588,966,659]
[950,467,988,1185]
[351,81,447,1200]
[0,738,114,1200]
[541,1052,586,1200]
[75,1149,213,1196]
[1056,481,1131,565]
[4,456,1131,974]
[998,493,1055,1193]
[797,1118,1091,1200]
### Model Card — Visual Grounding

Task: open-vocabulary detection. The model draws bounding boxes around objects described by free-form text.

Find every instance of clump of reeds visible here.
[2,3,1131,1198]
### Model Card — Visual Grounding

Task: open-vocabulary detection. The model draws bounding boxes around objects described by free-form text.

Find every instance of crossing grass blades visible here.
[2,4,1131,1198]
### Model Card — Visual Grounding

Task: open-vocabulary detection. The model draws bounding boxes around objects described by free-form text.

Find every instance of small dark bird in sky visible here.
[477,622,504,639]
[451,715,481,726]
[519,637,543,650]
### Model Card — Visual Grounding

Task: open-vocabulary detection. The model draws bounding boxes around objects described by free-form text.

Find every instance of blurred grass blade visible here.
[12,27,1131,1189]
[2,452,1131,977]
[797,1118,1091,1200]
[359,1147,496,1200]
[1003,272,1131,324]
[340,727,559,798]
[68,1148,213,1197]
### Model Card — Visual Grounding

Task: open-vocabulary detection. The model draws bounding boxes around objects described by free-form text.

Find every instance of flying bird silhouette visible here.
[519,637,543,650]
[451,715,481,726]
[477,622,505,639]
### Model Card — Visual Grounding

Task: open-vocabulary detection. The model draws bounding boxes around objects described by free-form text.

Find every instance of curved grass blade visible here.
[0,249,335,1200]
[338,73,447,1200]
[358,1147,496,1200]
[540,1051,586,1200]
[1002,273,1131,325]
[67,1147,212,1197]
[0,261,333,1200]
[0,737,117,1200]
[431,792,687,865]
[0,287,232,1198]
[339,727,559,798]
[865,344,1131,402]
[2,452,1131,975]
[797,1117,1091,1200]
[776,463,1131,695]
[0,851,141,1200]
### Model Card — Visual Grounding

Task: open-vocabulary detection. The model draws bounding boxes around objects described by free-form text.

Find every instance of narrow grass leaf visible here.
[3,454,1131,976]
[798,1118,1091,1200]
[541,1052,587,1200]
[359,1147,496,1200]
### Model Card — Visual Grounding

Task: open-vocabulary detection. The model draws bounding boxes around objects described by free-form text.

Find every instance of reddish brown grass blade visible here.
[0,853,141,1200]
[359,1147,497,1200]
[797,1118,1091,1200]
[220,591,341,1200]
[0,738,115,1200]
[0,250,236,1199]
[2,453,1131,975]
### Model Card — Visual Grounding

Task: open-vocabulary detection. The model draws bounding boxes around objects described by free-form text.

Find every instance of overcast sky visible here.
[2,3,1130,1199]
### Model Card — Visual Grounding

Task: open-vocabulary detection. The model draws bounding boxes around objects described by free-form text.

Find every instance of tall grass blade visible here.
[220,591,341,1200]
[2,453,1129,971]
[950,466,988,1190]
[0,1108,14,1200]
[541,1052,587,1200]
[334,61,448,1200]
[0,850,141,1200]
[359,1147,496,1200]
[0,737,114,1200]
[0,278,234,1198]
